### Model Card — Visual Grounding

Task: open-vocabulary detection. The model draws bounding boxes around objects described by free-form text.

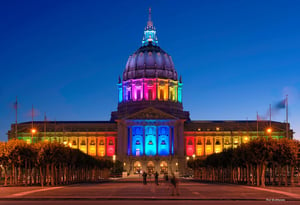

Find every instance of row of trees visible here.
[188,138,300,187]
[0,139,113,187]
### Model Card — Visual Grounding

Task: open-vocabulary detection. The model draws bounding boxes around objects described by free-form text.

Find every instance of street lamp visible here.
[267,128,272,139]
[112,155,116,176]
[31,128,36,144]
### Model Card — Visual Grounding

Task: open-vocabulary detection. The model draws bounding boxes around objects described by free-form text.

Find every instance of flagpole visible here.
[286,95,288,138]
[31,104,34,143]
[15,96,18,139]
[44,112,46,140]
[269,104,271,127]
[256,112,259,138]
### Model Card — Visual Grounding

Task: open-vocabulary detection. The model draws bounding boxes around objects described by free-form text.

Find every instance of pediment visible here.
[126,107,177,120]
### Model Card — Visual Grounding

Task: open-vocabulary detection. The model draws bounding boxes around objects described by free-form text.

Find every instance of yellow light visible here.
[186,156,190,160]
[68,143,72,147]
[124,162,126,166]
[192,154,195,159]
[31,129,36,134]
[176,162,178,166]
[63,141,67,145]
[244,137,248,141]
[267,128,272,133]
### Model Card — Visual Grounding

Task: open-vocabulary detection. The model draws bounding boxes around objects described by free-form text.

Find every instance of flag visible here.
[275,99,286,109]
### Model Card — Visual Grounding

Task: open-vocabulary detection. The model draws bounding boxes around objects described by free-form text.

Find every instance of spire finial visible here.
[142,7,158,46]
[147,7,153,27]
[149,7,152,22]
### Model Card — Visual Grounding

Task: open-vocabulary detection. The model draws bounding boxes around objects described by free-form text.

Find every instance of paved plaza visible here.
[1,177,300,204]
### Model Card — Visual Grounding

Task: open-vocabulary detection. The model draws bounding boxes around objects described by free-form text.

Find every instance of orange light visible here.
[31,129,36,134]
[267,128,272,133]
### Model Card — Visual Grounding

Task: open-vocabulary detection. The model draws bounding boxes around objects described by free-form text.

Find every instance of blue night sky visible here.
[0,0,300,141]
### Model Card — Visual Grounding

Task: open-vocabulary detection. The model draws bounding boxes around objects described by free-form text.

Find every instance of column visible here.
[96,137,98,157]
[130,127,132,156]
[169,126,172,155]
[203,137,206,156]
[143,126,145,156]
[156,126,158,156]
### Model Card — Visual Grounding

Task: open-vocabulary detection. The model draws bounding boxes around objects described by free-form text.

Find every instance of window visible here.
[109,140,114,145]
[127,91,131,100]
[206,139,211,145]
[215,139,221,145]
[197,140,202,145]
[161,140,166,145]
[136,140,140,145]
[137,90,141,100]
[188,139,193,145]
[72,140,77,146]
[99,140,104,145]
[148,90,152,100]
[80,140,86,146]
[148,140,153,145]
[160,89,164,100]
[90,140,95,146]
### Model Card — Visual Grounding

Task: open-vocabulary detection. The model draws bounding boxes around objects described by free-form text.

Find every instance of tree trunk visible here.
[18,166,21,185]
[290,166,295,186]
[46,164,50,186]
[272,164,276,185]
[246,164,250,185]
[256,164,260,186]
[51,163,55,186]
[24,160,28,186]
[285,165,288,187]
[4,167,8,186]
[39,166,44,187]
[261,163,266,187]
[10,164,14,185]
[280,166,283,186]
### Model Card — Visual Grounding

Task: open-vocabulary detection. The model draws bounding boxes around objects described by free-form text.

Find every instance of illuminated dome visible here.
[123,44,177,81]
[123,8,177,81]
[111,8,190,121]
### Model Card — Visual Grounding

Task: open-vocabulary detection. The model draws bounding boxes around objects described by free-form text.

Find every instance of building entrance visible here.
[147,161,155,174]
[160,161,168,174]
[134,161,141,174]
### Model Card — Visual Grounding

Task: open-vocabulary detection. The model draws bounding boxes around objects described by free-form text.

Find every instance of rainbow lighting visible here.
[119,78,182,102]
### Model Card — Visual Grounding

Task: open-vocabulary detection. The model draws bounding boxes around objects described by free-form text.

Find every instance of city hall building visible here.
[8,10,292,175]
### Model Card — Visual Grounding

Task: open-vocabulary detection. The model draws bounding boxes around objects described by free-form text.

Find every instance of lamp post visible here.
[267,128,272,139]
[192,154,196,177]
[31,128,36,144]
[113,155,116,176]
[186,156,190,176]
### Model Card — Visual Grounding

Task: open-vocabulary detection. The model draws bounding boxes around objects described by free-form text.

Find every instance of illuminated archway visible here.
[133,161,141,174]
[147,161,155,174]
[160,161,168,174]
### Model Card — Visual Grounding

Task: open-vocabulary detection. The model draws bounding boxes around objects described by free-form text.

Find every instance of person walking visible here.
[154,171,159,185]
[142,171,147,185]
[170,173,179,196]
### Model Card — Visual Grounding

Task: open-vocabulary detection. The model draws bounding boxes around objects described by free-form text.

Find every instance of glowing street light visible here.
[267,128,272,133]
[31,128,36,143]
[192,154,195,160]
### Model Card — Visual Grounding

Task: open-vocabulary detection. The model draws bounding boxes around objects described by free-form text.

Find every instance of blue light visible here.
[158,126,169,156]
[145,126,157,156]
[132,126,144,156]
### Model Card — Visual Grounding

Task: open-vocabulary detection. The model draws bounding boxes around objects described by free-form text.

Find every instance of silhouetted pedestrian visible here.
[170,173,179,196]
[142,171,147,185]
[154,171,159,185]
